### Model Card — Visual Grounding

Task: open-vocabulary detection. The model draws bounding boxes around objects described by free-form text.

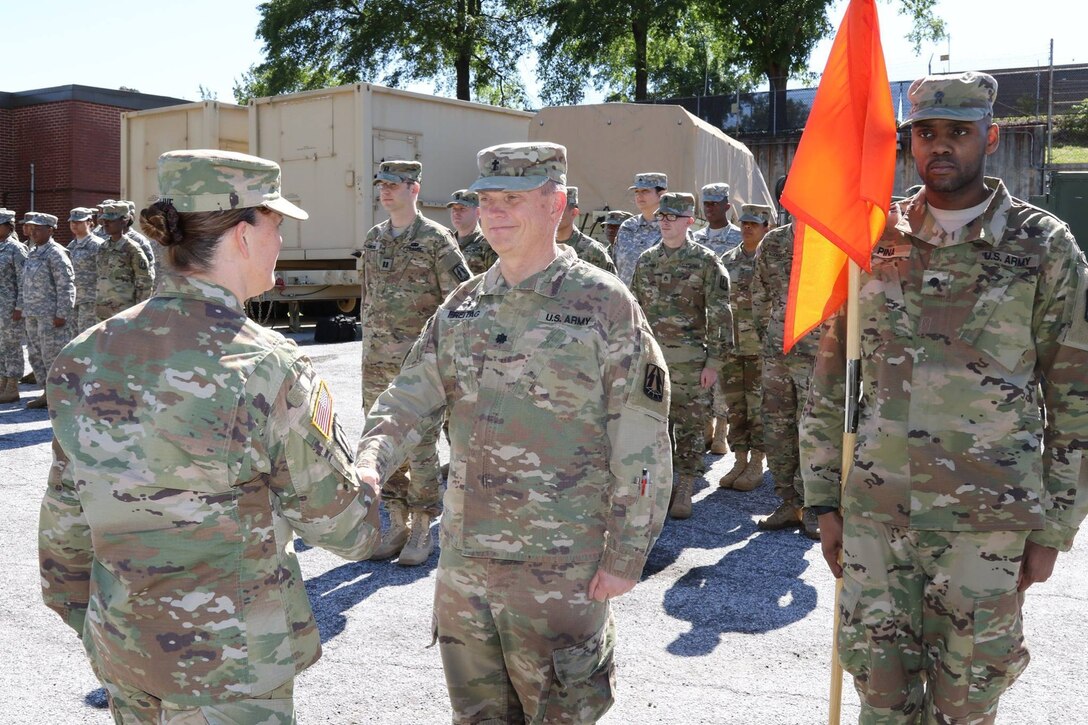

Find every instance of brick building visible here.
[0,85,187,244]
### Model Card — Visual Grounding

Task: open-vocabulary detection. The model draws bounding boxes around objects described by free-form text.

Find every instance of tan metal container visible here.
[529,103,776,232]
[248,83,533,310]
[120,101,249,210]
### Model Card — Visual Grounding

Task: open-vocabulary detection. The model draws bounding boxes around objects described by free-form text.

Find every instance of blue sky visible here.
[6,0,1084,105]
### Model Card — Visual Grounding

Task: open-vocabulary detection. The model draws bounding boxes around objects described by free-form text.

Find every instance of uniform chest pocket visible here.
[517,327,602,421]
[959,267,1036,372]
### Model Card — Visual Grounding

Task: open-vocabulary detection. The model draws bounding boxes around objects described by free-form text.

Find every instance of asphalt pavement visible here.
[2,328,1085,724]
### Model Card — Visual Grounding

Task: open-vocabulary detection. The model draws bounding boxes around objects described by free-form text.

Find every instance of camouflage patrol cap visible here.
[656,192,696,217]
[99,202,131,221]
[739,204,774,224]
[565,186,579,208]
[123,200,138,220]
[157,149,308,220]
[68,207,95,222]
[602,210,633,226]
[0,208,16,225]
[904,71,998,125]
[701,183,731,203]
[24,212,58,227]
[629,172,668,191]
[97,198,116,211]
[469,142,567,192]
[445,189,479,208]
[373,160,422,185]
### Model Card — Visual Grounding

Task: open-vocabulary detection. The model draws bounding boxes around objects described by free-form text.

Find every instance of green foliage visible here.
[246,0,536,104]
[1058,99,1088,139]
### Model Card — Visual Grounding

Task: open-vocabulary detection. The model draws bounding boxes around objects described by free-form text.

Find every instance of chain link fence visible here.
[649,64,1088,160]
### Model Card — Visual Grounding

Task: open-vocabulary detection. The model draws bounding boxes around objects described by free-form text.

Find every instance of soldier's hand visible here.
[699,367,718,389]
[53,317,66,328]
[12,310,21,322]
[818,511,844,578]
[1017,540,1059,592]
[587,570,636,601]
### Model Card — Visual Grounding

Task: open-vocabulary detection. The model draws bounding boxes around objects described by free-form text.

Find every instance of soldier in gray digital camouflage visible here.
[801,71,1088,723]
[630,191,733,519]
[66,207,103,334]
[40,149,380,723]
[556,186,617,275]
[446,188,496,274]
[361,160,471,566]
[14,212,74,410]
[717,204,773,492]
[615,172,667,285]
[0,208,28,404]
[95,201,152,321]
[752,220,822,539]
[358,141,672,723]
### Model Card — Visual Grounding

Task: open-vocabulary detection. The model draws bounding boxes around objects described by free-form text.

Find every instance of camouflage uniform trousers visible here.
[24,316,72,387]
[668,359,712,477]
[102,677,294,724]
[718,353,763,453]
[434,546,615,724]
[760,353,814,504]
[839,516,1030,724]
[363,359,442,515]
[0,317,25,377]
[75,302,98,335]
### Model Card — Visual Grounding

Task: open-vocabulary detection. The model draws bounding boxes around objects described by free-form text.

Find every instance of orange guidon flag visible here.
[779,0,897,352]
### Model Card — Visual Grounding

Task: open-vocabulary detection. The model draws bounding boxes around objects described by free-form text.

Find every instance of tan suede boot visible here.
[368,503,410,560]
[669,476,693,519]
[732,451,765,492]
[718,450,749,488]
[0,377,18,404]
[710,417,729,455]
[25,393,48,410]
[703,420,715,452]
[397,512,435,566]
[758,501,802,531]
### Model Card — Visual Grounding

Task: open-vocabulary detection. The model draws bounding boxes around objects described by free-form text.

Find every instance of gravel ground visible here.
[2,327,1084,724]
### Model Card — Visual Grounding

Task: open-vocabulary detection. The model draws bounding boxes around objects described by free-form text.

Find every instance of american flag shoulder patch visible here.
[310,379,335,439]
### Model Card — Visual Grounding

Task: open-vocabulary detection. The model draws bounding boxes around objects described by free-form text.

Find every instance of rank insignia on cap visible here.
[311,379,335,439]
[643,363,665,402]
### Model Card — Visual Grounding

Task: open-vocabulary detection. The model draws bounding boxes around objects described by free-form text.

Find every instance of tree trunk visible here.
[633,19,649,101]
[766,62,789,134]
[454,0,472,101]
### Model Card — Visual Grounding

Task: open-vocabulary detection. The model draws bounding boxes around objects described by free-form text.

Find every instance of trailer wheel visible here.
[336,298,359,315]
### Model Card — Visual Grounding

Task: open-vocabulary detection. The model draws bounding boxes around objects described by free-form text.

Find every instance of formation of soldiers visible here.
[0,200,155,409]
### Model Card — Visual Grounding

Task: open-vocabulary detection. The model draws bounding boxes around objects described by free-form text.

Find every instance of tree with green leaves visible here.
[241,0,536,106]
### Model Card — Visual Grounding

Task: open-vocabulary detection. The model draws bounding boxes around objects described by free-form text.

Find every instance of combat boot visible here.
[718,450,748,488]
[25,393,48,410]
[710,417,729,455]
[703,420,715,452]
[801,508,821,541]
[20,371,35,385]
[732,452,765,492]
[369,503,410,560]
[0,377,18,404]
[758,501,802,531]
[669,476,693,519]
[398,512,435,566]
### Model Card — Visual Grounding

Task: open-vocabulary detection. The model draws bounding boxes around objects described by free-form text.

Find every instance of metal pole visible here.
[29,163,35,211]
[1046,39,1054,172]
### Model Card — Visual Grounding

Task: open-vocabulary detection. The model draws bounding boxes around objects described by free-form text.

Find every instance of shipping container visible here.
[120,101,249,210]
[528,103,776,235]
[248,83,533,313]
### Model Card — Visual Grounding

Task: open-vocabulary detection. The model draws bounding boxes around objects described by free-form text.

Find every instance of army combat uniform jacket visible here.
[801,180,1088,551]
[360,211,470,366]
[95,236,152,319]
[720,244,761,356]
[629,237,734,371]
[560,228,617,276]
[614,214,661,286]
[751,223,824,359]
[359,247,673,580]
[0,233,27,316]
[692,223,742,257]
[40,274,378,705]
[455,226,497,275]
